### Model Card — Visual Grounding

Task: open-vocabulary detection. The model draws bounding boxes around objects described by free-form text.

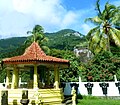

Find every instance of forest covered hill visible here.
[0,29,86,56]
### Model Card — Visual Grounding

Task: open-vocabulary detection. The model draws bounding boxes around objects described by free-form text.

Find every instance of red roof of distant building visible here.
[3,42,69,65]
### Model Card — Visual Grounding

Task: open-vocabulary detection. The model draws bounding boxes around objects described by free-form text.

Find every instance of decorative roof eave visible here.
[3,60,70,69]
[3,60,69,65]
[2,42,70,68]
[2,55,69,64]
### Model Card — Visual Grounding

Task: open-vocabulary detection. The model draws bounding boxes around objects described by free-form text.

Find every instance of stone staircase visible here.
[28,88,64,105]
[62,95,72,105]
[38,89,64,105]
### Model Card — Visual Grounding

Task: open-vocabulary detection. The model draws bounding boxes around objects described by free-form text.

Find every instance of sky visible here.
[0,0,120,39]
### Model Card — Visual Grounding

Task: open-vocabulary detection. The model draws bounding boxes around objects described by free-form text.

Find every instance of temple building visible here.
[1,42,69,105]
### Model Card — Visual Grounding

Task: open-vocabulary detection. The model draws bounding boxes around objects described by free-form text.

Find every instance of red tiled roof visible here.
[3,42,69,65]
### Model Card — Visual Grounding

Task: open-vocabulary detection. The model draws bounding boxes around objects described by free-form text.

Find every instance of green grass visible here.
[77,96,120,105]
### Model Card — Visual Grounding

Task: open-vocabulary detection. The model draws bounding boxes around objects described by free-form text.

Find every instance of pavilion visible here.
[1,42,69,105]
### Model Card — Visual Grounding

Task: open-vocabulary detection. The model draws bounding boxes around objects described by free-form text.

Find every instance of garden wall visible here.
[63,81,120,96]
[0,80,120,97]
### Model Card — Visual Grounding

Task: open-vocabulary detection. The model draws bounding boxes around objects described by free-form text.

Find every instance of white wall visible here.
[1,80,120,96]
[63,82,120,96]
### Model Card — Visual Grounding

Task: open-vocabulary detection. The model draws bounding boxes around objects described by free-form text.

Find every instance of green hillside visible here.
[46,29,86,50]
[0,37,26,53]
[0,29,86,58]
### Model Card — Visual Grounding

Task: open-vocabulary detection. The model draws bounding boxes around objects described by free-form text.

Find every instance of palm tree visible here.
[86,0,120,54]
[24,25,50,54]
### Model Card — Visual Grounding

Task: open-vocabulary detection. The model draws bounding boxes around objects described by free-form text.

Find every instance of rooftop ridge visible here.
[23,42,46,58]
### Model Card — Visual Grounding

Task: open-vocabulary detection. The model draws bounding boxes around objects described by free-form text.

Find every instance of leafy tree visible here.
[116,68,120,81]
[86,0,120,54]
[25,25,50,54]
[49,49,80,82]
[0,69,6,83]
[81,51,117,82]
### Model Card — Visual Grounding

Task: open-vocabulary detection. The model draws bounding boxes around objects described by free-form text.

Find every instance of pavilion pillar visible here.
[33,64,38,89]
[16,69,19,88]
[54,65,59,89]
[11,66,19,89]
[58,68,60,83]
[6,69,10,88]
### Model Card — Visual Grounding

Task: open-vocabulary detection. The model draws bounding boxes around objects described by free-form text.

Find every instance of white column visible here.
[16,69,19,88]
[33,64,38,89]
[11,69,15,89]
[11,65,18,89]
[6,69,10,88]
[54,65,59,89]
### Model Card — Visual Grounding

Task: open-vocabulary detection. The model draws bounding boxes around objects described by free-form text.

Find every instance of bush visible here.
[81,51,117,82]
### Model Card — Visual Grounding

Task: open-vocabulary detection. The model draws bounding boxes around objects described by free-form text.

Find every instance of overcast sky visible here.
[0,0,119,39]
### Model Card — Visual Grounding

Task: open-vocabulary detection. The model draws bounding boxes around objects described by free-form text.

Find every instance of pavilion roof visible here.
[2,42,69,65]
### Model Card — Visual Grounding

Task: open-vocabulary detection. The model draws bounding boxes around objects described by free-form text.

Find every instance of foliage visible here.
[24,25,50,54]
[25,25,46,44]
[0,69,6,83]
[0,44,26,58]
[45,29,86,51]
[77,97,120,105]
[81,51,117,82]
[49,49,80,82]
[111,46,120,56]
[116,69,120,81]
[78,95,99,100]
[86,0,120,54]
[111,55,120,81]
[0,29,85,58]
[0,37,26,54]
[21,71,30,82]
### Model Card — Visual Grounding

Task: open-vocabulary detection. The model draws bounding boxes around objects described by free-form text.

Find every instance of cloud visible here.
[0,0,82,38]
[0,11,34,35]
[13,0,79,30]
[60,11,78,28]
[0,0,95,38]
[13,0,34,13]
[81,24,94,35]
[0,0,13,12]
[12,0,66,25]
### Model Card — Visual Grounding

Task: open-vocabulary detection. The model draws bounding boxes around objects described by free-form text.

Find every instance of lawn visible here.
[77,96,120,105]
